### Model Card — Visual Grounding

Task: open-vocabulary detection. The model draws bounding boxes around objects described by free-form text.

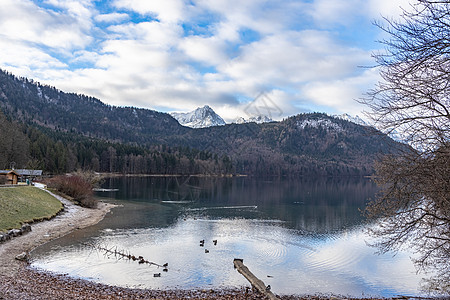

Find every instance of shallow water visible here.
[31,176,424,297]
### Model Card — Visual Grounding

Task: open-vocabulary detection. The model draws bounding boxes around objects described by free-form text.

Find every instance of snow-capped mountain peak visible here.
[170,105,226,128]
[233,115,273,124]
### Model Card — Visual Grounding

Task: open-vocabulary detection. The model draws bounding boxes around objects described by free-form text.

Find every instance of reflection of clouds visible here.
[32,218,423,297]
[304,228,422,296]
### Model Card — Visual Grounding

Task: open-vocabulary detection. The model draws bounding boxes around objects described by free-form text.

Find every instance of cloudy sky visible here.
[0,0,413,122]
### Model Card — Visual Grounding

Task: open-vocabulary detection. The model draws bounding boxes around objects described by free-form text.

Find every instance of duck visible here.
[205,249,209,253]
[154,273,161,277]
[213,240,217,245]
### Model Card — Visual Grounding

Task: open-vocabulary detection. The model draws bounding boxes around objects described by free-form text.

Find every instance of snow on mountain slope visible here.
[170,105,226,128]
[333,113,409,144]
[333,113,367,126]
[234,115,273,124]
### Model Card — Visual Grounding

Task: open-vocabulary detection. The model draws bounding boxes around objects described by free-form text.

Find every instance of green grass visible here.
[0,186,63,232]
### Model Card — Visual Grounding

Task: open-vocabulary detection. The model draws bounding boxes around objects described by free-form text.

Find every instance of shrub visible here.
[48,175,97,208]
[72,170,104,188]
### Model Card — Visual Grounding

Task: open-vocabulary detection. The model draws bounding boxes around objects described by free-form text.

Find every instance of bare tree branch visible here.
[361,2,450,294]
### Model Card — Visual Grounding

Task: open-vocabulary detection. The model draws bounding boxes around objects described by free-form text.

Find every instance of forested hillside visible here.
[0,69,405,176]
[0,70,184,145]
[0,111,231,175]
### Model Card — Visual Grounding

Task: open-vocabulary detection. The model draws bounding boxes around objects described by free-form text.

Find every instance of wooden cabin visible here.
[15,169,43,181]
[0,170,19,185]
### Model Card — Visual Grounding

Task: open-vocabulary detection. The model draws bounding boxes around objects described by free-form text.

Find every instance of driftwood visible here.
[87,243,168,270]
[233,258,279,300]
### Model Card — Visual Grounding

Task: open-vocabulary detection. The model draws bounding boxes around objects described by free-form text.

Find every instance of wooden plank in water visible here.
[233,258,279,300]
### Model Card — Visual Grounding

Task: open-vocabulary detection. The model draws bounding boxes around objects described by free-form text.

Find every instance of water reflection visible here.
[31,176,424,297]
[99,176,376,233]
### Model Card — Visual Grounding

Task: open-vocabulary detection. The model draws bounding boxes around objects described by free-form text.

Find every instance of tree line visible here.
[0,111,233,175]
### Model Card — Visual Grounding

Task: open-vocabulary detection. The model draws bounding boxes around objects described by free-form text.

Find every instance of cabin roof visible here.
[15,169,43,176]
[0,170,19,175]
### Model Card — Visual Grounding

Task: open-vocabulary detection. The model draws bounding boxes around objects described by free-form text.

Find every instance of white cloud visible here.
[0,0,93,51]
[0,39,67,71]
[307,0,363,27]
[180,35,228,66]
[95,12,130,23]
[112,0,186,23]
[106,21,182,49]
[302,68,380,116]
[44,0,95,19]
[219,30,370,96]
[213,89,296,122]
[367,0,415,19]
[307,0,415,27]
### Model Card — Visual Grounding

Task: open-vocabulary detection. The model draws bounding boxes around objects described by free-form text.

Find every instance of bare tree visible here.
[361,0,450,294]
[364,0,450,152]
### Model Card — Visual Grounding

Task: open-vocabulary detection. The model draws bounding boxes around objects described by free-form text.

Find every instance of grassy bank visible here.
[0,186,63,232]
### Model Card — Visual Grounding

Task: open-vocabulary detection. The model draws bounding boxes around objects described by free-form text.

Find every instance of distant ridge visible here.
[234,115,273,124]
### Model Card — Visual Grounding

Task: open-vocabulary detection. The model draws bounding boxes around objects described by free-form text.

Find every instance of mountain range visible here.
[170,105,276,128]
[170,105,366,130]
[169,105,369,131]
[0,69,405,176]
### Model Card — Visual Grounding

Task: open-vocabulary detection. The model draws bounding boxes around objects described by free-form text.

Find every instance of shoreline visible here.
[0,190,414,300]
[96,172,248,178]
[0,190,115,277]
[0,190,273,299]
[0,191,280,299]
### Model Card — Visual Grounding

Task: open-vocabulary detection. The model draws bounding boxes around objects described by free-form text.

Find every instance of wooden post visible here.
[233,258,279,300]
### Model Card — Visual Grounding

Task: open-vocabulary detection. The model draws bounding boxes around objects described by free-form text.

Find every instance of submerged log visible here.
[87,243,167,269]
[233,258,278,300]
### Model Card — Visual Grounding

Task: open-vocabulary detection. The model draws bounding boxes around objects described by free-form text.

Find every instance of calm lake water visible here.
[31,176,424,297]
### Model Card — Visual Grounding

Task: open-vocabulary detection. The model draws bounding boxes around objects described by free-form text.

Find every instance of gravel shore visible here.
[0,267,284,299]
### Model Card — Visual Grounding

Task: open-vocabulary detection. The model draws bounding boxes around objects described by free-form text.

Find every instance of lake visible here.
[31,176,424,297]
